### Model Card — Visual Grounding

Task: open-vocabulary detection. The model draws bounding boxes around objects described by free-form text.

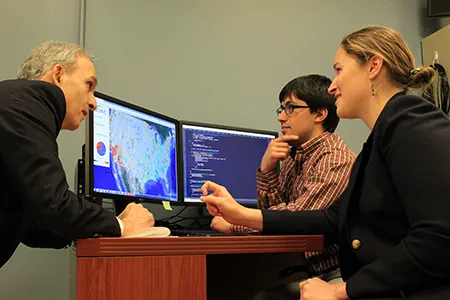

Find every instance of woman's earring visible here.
[371,83,375,96]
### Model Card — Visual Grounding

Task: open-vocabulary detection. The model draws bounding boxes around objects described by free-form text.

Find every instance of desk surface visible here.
[76,235,323,257]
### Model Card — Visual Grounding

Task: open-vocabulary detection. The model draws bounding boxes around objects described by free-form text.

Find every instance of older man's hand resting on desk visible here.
[117,203,155,237]
[200,181,263,231]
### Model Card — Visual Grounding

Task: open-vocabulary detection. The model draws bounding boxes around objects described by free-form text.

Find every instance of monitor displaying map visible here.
[86,92,179,203]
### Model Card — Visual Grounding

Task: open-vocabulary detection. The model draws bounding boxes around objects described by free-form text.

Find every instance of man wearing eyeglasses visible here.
[210,75,356,300]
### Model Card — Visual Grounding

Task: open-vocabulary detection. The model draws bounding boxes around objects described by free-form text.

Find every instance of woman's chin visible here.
[336,107,346,118]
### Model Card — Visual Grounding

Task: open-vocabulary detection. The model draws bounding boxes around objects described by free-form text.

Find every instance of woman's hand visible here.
[200,181,263,230]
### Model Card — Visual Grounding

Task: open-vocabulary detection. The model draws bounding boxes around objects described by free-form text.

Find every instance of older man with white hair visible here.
[0,41,155,269]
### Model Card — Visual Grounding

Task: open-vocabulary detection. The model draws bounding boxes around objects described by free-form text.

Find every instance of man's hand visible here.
[300,278,348,300]
[211,216,232,234]
[118,203,155,237]
[260,135,298,173]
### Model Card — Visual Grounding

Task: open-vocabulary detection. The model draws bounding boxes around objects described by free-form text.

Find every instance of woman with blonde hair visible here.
[201,26,450,300]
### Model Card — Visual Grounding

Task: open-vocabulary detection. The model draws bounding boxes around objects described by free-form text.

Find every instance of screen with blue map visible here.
[181,123,277,206]
[91,95,178,202]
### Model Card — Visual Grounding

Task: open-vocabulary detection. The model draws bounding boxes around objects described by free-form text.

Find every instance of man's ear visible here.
[314,108,328,124]
[48,64,63,85]
[368,55,384,80]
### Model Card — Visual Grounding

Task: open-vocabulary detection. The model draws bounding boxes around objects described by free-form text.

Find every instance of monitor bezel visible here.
[427,0,450,17]
[178,120,279,208]
[85,91,182,205]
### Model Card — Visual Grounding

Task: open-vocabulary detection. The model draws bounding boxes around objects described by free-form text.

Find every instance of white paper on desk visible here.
[126,226,171,238]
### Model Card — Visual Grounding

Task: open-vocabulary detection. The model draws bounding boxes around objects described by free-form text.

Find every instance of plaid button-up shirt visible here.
[231,131,356,274]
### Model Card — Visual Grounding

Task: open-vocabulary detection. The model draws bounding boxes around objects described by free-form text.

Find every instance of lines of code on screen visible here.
[182,125,275,205]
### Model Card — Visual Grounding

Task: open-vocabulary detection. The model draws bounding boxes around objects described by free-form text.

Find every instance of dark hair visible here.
[422,63,450,115]
[279,74,339,133]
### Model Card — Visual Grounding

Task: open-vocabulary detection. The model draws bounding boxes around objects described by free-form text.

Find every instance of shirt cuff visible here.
[116,217,124,236]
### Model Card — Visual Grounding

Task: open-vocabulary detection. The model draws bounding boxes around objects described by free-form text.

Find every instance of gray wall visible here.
[439,16,450,28]
[0,0,438,299]
[84,0,434,152]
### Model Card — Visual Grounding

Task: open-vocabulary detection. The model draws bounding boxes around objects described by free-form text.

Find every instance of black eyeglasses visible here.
[276,103,309,116]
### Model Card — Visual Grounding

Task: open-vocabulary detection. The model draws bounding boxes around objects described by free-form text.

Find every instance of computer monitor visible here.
[428,0,450,17]
[85,92,179,204]
[180,121,278,207]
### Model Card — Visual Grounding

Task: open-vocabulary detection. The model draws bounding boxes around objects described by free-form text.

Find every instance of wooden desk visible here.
[71,235,322,300]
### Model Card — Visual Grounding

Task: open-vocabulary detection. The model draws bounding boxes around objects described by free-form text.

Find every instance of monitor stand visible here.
[74,144,103,207]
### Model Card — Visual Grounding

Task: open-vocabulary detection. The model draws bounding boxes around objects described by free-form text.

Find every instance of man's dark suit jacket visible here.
[0,79,120,269]
[263,92,450,300]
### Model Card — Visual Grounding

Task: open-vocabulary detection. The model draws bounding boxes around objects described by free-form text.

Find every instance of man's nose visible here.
[277,110,287,122]
[88,94,97,110]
